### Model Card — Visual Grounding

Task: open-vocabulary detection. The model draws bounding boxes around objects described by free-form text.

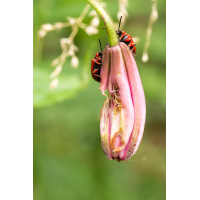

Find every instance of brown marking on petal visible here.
[110,128,125,156]
[101,133,113,160]
[117,72,121,77]
[112,90,123,115]
[100,99,113,160]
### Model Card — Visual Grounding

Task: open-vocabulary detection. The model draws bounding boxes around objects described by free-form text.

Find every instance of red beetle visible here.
[91,39,103,82]
[116,16,136,55]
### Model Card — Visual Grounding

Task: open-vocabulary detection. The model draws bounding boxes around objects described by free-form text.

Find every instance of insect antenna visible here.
[118,16,122,31]
[99,39,103,53]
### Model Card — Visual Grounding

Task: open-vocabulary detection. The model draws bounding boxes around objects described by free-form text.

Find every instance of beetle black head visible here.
[116,16,123,36]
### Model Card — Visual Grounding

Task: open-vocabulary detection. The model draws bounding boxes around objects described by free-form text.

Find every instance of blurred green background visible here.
[33,0,166,200]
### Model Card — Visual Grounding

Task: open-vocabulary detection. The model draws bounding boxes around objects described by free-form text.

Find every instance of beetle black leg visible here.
[93,69,99,73]
[94,74,101,78]
[95,62,102,65]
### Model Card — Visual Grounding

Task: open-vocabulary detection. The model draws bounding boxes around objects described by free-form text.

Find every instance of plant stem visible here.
[85,0,118,47]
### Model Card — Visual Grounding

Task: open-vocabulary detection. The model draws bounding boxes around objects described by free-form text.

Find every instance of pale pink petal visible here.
[119,42,146,160]
[99,45,110,96]
[108,45,134,160]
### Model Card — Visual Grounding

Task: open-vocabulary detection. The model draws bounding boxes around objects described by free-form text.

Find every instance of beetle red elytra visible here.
[116,16,136,55]
[91,39,103,82]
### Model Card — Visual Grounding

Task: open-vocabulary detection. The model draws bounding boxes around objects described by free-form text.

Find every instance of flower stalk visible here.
[85,0,118,47]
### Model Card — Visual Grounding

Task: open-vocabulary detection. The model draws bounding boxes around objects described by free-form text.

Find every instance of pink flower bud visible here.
[99,43,146,162]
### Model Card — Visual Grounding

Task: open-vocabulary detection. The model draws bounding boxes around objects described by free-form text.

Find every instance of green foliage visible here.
[34,67,79,107]
[33,50,91,108]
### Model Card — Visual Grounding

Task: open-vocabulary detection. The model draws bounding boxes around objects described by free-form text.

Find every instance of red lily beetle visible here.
[91,39,103,82]
[101,16,136,55]
[116,16,136,55]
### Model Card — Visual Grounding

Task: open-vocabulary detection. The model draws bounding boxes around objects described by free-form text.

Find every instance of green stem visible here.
[85,0,118,47]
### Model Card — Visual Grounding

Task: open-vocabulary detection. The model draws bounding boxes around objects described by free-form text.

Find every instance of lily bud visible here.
[99,43,146,162]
